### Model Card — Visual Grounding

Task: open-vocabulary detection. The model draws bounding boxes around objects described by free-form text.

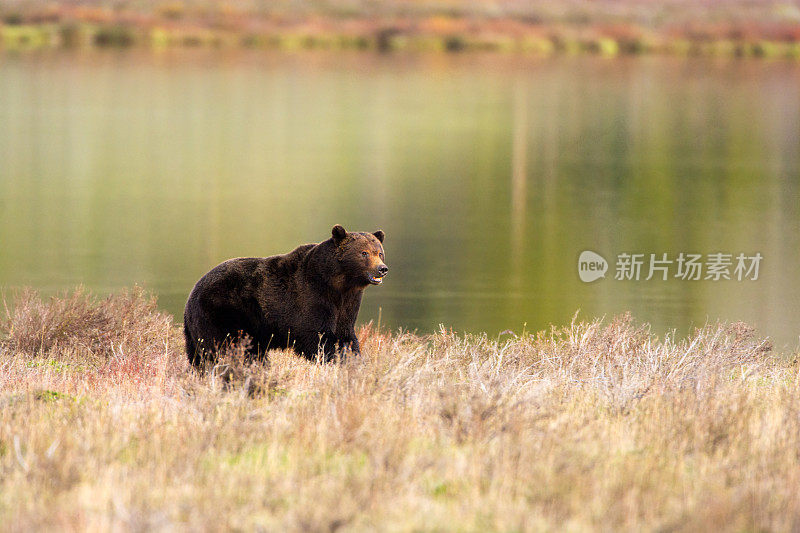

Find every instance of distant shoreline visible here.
[2,6,800,59]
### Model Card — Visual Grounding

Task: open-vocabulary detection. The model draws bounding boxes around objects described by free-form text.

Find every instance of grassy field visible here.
[1,288,799,530]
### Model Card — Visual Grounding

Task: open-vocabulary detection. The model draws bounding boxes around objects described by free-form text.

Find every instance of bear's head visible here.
[331,224,388,287]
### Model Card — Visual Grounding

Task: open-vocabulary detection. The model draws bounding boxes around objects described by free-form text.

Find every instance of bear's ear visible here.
[332,224,347,242]
[372,230,385,243]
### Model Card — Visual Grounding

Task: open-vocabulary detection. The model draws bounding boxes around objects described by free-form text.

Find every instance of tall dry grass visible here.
[1,289,799,531]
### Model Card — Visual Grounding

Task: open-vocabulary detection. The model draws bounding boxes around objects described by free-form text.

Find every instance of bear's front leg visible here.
[338,334,360,356]
[316,330,355,362]
[296,330,339,363]
[319,330,341,362]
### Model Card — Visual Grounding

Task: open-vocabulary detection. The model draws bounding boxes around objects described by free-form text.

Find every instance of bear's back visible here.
[192,244,313,306]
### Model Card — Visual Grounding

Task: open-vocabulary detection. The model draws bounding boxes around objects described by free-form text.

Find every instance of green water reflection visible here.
[1,52,798,348]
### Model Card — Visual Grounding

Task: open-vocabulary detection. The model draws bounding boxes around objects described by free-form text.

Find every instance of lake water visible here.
[1,51,799,349]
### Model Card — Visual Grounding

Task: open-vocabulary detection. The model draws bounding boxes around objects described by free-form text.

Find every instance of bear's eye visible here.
[361,251,368,258]
[379,253,384,260]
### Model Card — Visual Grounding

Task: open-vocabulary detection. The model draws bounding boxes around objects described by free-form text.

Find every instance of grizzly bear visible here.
[183,225,387,365]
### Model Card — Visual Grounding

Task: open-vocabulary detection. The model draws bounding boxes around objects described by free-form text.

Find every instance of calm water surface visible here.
[1,51,799,348]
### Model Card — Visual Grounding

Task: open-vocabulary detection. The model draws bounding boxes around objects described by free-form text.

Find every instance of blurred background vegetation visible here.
[1,0,800,57]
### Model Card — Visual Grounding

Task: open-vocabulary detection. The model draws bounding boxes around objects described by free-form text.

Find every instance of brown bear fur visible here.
[183,225,387,365]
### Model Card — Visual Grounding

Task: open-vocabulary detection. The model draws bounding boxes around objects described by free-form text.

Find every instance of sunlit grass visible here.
[1,289,799,530]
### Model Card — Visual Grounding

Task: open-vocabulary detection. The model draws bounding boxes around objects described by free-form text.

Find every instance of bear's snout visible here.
[368,263,388,285]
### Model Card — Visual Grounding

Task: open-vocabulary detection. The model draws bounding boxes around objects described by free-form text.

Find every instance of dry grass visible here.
[1,289,799,531]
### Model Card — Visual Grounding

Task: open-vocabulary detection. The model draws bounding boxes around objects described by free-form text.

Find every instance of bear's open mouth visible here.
[368,274,384,285]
